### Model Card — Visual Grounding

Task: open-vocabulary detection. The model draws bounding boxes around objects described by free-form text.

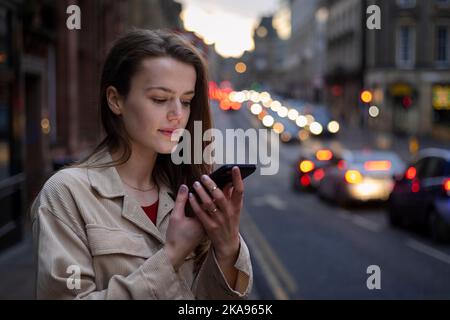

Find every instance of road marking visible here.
[251,195,287,211]
[406,239,450,266]
[338,210,384,233]
[240,210,298,299]
[337,211,351,220]
[351,216,384,233]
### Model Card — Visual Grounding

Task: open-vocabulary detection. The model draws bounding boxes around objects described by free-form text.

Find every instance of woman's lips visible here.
[158,129,176,137]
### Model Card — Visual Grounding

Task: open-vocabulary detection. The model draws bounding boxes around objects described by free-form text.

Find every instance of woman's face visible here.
[118,56,196,155]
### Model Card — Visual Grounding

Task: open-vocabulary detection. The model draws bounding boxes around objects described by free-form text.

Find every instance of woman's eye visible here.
[152,98,167,104]
[182,101,192,107]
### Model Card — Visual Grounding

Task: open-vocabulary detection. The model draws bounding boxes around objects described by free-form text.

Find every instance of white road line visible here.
[406,239,450,266]
[337,211,351,220]
[251,195,287,211]
[351,216,384,233]
[338,210,384,233]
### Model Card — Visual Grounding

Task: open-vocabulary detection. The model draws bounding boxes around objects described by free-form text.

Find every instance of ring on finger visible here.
[208,207,219,215]
[210,185,218,193]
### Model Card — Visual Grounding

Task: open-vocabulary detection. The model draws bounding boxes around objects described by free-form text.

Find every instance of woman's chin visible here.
[155,143,178,155]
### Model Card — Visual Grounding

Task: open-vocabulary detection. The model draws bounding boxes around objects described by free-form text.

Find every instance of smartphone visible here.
[178,164,256,217]
[209,164,257,189]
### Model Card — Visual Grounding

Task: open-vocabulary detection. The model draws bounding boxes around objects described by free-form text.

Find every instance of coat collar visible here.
[86,151,175,244]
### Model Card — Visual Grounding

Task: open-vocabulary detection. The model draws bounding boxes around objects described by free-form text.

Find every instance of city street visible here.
[0,104,448,300]
[2,0,450,302]
[212,105,450,300]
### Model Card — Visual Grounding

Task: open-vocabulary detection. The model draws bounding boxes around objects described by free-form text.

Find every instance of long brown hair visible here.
[74,29,213,270]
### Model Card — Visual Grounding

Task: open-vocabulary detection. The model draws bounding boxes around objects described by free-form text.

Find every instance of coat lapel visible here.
[87,151,175,245]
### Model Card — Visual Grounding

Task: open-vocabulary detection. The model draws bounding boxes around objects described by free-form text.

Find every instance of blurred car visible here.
[388,148,450,242]
[318,150,406,206]
[292,148,342,191]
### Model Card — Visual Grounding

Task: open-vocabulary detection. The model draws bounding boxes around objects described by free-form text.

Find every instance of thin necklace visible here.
[122,180,157,192]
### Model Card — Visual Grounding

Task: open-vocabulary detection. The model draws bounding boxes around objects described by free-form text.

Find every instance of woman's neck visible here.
[111,144,158,189]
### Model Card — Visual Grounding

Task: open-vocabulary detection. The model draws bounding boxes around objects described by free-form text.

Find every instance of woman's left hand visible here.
[189,166,244,263]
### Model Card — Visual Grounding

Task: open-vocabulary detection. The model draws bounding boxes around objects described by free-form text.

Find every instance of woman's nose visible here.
[167,100,183,121]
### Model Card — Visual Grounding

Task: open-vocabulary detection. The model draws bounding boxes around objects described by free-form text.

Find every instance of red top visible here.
[141,200,159,225]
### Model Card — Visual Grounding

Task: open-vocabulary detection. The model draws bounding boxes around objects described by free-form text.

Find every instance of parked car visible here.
[318,150,405,206]
[388,148,450,242]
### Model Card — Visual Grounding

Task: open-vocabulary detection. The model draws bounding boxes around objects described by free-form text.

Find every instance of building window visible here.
[396,0,416,8]
[396,25,415,68]
[436,0,450,7]
[436,26,449,65]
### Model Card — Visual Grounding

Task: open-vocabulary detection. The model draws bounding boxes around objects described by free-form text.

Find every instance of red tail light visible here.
[314,169,325,181]
[300,175,311,187]
[444,179,450,194]
[337,160,347,170]
[411,181,420,193]
[405,167,417,180]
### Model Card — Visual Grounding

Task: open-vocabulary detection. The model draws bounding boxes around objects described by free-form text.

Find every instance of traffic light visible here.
[402,96,413,109]
[394,95,413,110]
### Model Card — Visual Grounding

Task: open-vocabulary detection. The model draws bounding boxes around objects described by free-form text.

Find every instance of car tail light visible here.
[444,178,450,195]
[405,167,417,180]
[345,170,362,184]
[300,160,315,173]
[337,160,347,170]
[316,150,333,161]
[364,161,392,171]
[300,175,311,187]
[314,169,325,181]
[411,180,420,193]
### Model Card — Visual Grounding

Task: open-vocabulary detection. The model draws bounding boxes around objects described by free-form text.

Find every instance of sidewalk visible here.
[0,234,35,299]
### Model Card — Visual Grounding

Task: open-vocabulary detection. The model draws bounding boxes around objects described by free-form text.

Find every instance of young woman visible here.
[30,29,252,299]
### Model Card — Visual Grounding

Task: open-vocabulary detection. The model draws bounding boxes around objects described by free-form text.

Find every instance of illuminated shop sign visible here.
[432,85,450,110]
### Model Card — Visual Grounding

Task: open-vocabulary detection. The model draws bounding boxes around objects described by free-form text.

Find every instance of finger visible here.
[189,192,214,227]
[223,183,233,199]
[200,175,228,212]
[173,185,189,218]
[231,167,244,205]
[193,181,219,214]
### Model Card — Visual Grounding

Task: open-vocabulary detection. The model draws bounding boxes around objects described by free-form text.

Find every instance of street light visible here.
[235,62,247,74]
[316,7,329,24]
[361,90,373,104]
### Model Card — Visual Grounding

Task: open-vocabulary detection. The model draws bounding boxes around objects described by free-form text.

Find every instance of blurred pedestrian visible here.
[30,29,252,300]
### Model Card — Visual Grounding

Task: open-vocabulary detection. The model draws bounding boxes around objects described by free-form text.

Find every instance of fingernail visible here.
[189,193,194,199]
[194,181,201,188]
[201,175,208,182]
[179,185,188,194]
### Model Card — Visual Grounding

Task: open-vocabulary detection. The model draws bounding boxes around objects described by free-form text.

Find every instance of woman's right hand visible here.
[164,185,206,271]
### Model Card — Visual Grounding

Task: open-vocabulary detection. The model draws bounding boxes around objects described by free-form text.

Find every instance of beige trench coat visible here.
[30,151,253,299]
